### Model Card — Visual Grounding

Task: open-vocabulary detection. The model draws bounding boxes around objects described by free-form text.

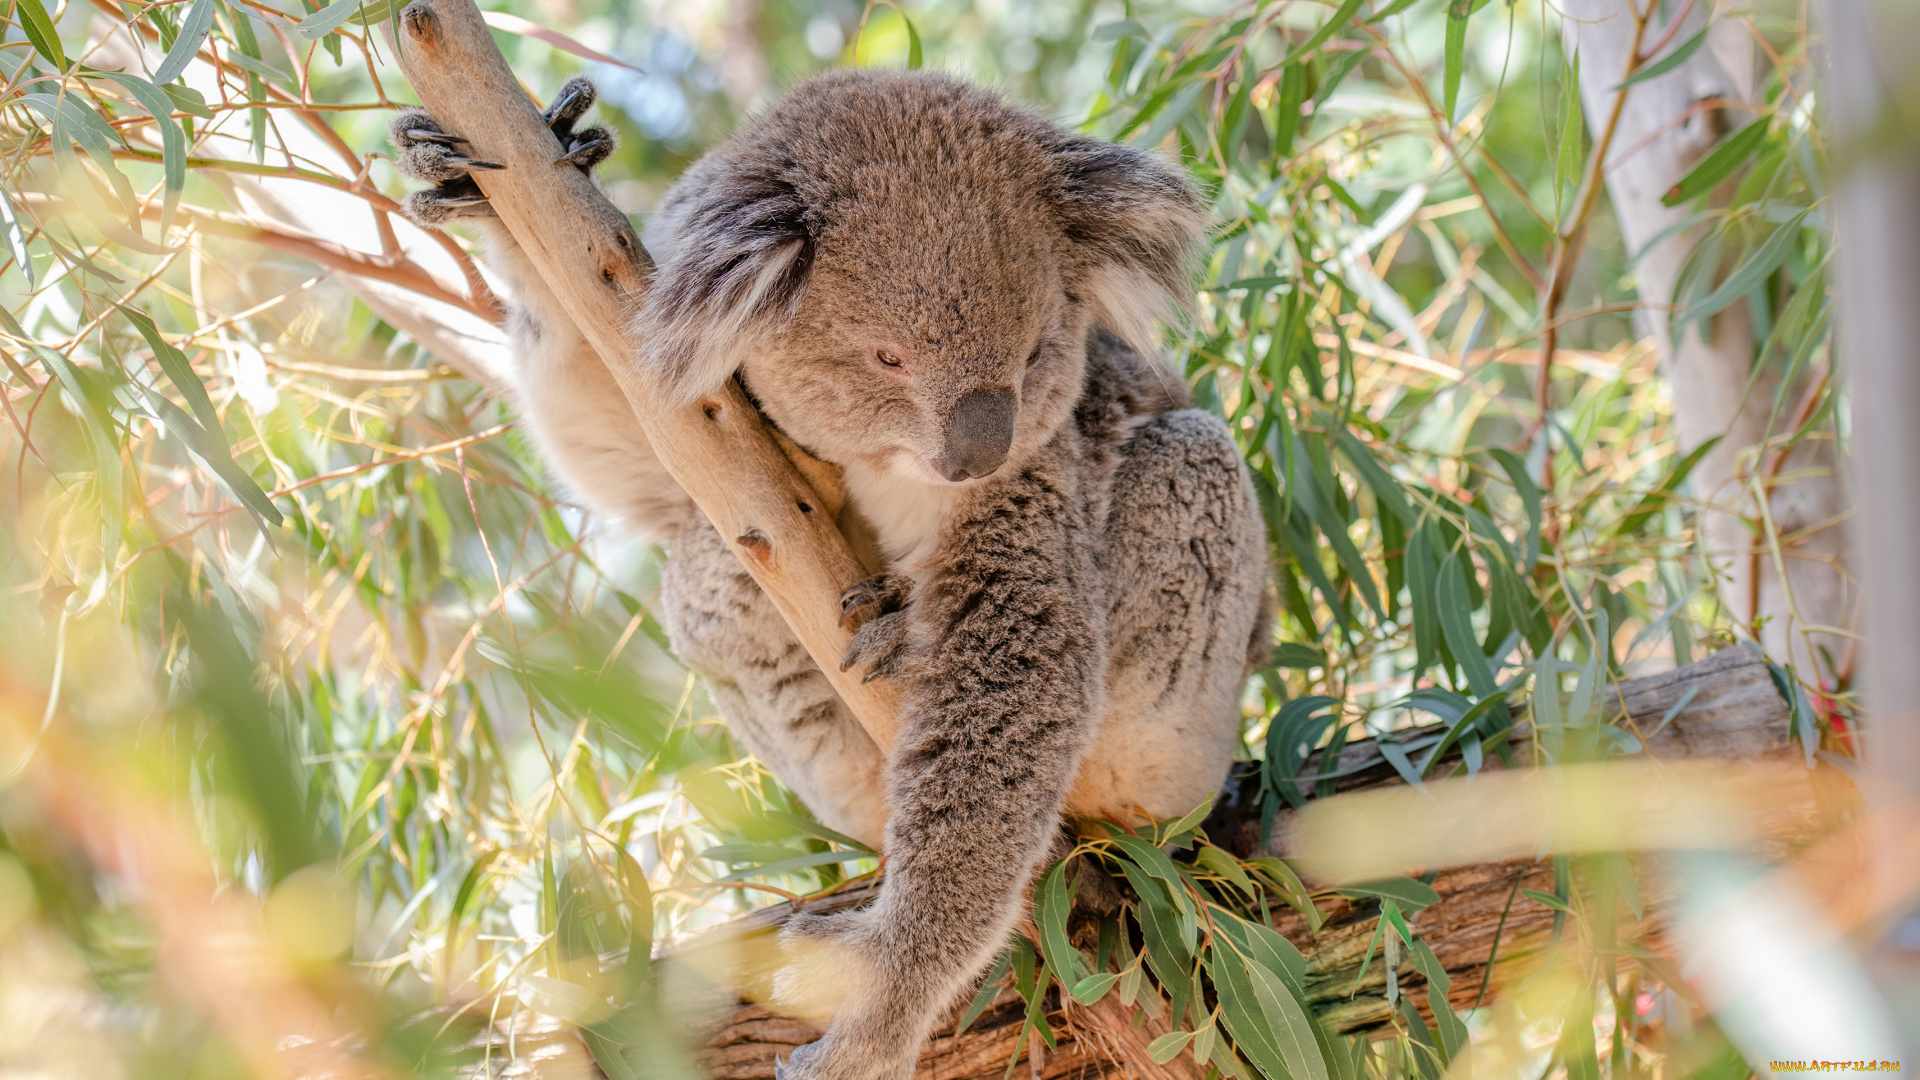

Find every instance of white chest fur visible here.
[841,458,966,573]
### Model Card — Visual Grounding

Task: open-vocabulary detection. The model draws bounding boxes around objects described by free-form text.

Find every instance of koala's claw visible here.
[553,132,612,169]
[390,78,611,226]
[543,76,595,128]
[838,573,911,633]
[840,609,912,682]
[399,126,465,146]
[773,1041,823,1080]
[390,108,495,223]
[543,77,616,172]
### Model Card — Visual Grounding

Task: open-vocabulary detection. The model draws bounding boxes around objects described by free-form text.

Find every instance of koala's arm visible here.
[391,83,692,540]
[780,438,1102,1079]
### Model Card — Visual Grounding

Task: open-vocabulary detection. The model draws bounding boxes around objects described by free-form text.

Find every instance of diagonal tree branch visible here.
[388,0,902,753]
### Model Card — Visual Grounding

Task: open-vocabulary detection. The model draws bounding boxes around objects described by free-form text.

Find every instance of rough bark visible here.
[389,0,902,752]
[645,649,1811,1079]
[1558,0,1853,680]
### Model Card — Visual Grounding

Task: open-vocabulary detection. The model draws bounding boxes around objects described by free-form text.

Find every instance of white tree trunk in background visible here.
[1818,0,1920,956]
[1559,0,1853,680]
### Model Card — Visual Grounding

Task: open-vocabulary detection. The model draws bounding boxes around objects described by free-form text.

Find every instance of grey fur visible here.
[394,70,1270,1080]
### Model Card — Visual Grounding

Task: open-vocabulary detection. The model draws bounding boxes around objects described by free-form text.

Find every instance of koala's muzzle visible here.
[938,388,1016,482]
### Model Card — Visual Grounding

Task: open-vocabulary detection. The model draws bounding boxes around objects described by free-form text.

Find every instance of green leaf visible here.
[122,309,219,434]
[1556,51,1584,191]
[1194,846,1258,898]
[1407,523,1441,677]
[0,189,34,288]
[1033,860,1086,989]
[162,82,216,118]
[1442,0,1470,123]
[1522,888,1574,913]
[449,849,502,923]
[1336,877,1440,913]
[1249,857,1323,932]
[1336,430,1414,526]
[295,0,367,38]
[154,0,216,84]
[900,7,922,69]
[1282,0,1365,65]
[1617,25,1709,88]
[1208,930,1330,1080]
[1418,687,1514,777]
[1369,0,1425,20]
[41,352,124,558]
[1407,938,1467,1060]
[1487,448,1541,567]
[1136,79,1205,147]
[1291,443,1385,618]
[1106,831,1190,917]
[1270,642,1325,669]
[15,0,68,70]
[1070,971,1121,1005]
[1557,984,1601,1080]
[97,75,187,236]
[1437,551,1497,696]
[1678,209,1809,331]
[1663,117,1772,206]
[1154,796,1216,845]
[616,850,652,995]
[1092,19,1146,42]
[1148,1029,1198,1064]
[1612,435,1721,538]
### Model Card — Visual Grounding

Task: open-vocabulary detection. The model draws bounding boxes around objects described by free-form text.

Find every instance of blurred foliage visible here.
[0,0,1849,1076]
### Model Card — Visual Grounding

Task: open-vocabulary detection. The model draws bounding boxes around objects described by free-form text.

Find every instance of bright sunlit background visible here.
[0,0,1907,1075]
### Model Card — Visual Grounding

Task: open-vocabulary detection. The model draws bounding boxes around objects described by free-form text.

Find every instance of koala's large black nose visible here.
[939,388,1015,482]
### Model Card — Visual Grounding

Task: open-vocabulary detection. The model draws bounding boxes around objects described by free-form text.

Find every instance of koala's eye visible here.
[875,348,905,369]
[1027,347,1043,367]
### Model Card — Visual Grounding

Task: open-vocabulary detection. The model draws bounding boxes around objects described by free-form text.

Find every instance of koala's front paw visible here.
[389,76,615,225]
[541,76,616,171]
[838,573,910,633]
[838,574,913,684]
[389,108,502,224]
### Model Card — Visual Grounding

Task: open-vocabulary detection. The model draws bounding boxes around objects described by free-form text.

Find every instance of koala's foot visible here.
[541,76,616,169]
[774,910,916,1080]
[390,76,615,225]
[837,574,913,683]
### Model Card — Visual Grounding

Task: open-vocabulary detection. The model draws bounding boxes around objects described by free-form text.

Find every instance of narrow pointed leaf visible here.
[154,0,216,84]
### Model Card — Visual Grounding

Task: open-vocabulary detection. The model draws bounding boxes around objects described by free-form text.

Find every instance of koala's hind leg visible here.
[1073,408,1268,824]
[660,521,891,848]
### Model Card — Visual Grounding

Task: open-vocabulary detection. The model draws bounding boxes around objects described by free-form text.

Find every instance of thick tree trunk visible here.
[1558,0,1853,681]
[644,649,1812,1079]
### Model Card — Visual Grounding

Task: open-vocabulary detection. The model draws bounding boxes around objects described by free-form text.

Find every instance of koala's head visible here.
[635,70,1206,486]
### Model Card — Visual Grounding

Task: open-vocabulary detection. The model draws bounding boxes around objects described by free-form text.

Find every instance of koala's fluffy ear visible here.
[1045,135,1209,354]
[635,168,815,406]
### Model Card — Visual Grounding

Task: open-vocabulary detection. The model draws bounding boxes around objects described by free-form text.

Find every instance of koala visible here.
[393,70,1270,1080]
